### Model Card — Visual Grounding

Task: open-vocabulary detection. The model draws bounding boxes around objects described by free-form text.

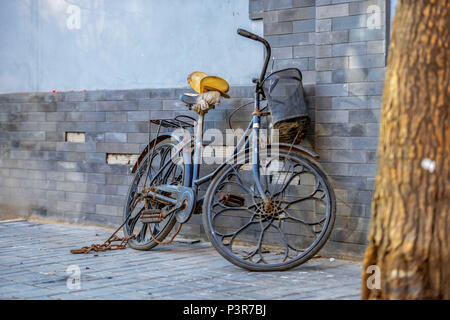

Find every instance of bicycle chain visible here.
[70,186,178,254]
[70,195,143,254]
[70,234,135,254]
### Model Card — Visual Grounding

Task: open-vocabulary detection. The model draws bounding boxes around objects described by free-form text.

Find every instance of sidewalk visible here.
[0,219,362,300]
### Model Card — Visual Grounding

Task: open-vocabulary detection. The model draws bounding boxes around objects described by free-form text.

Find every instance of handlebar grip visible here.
[237,28,262,42]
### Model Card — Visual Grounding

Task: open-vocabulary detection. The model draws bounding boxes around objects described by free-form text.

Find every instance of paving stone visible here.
[0,220,363,300]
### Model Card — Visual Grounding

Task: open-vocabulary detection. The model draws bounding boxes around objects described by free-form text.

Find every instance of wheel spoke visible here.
[272,224,290,262]
[218,214,258,243]
[204,148,336,270]
[282,208,326,226]
[128,214,138,231]
[229,164,254,194]
[280,180,325,211]
[253,218,274,264]
[123,140,185,249]
[136,223,148,243]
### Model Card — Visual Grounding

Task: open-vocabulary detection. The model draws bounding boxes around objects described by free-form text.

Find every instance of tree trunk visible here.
[362,0,449,299]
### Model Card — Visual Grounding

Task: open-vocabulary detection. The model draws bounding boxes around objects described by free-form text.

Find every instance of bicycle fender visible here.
[131,132,193,174]
[271,143,319,159]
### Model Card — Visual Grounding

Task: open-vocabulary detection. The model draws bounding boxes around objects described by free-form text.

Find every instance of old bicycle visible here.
[121,29,336,271]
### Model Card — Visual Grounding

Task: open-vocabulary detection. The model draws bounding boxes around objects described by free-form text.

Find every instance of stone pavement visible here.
[0,219,362,300]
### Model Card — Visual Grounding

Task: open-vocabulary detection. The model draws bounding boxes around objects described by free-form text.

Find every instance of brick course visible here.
[0,0,387,259]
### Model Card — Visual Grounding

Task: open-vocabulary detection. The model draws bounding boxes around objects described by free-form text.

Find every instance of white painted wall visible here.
[0,0,263,93]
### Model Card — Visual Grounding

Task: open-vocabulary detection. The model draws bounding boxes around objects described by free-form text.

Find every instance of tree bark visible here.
[362,0,449,299]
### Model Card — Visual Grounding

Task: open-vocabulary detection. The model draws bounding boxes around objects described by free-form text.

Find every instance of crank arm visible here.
[140,185,195,224]
[165,204,184,216]
[143,190,178,206]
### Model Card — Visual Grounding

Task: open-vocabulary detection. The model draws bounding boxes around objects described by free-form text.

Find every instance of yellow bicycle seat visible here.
[187,71,230,98]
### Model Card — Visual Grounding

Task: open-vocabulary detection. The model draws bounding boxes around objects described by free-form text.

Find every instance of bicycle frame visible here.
[189,28,274,199]
[138,111,263,189]
[190,95,266,202]
[130,28,319,213]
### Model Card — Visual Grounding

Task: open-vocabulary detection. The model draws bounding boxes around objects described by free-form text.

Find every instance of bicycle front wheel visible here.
[202,148,336,271]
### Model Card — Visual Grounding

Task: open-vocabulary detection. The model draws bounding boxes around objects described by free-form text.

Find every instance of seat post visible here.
[192,113,204,181]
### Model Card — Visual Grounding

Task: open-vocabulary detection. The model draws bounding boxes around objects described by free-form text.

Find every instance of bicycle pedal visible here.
[140,215,163,223]
[219,194,245,207]
[140,209,163,223]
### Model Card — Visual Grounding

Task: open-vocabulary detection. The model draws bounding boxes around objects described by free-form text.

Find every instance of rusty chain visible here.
[70,197,139,254]
[147,221,182,245]
[70,234,135,254]
[70,186,178,254]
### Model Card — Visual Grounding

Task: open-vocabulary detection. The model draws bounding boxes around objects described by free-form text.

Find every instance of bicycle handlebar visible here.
[237,28,271,87]
[237,28,262,41]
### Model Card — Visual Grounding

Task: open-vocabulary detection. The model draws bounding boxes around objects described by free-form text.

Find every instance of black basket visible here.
[262,68,310,144]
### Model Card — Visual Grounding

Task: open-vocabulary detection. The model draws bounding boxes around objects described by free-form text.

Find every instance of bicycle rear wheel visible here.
[123,138,185,250]
[202,148,336,271]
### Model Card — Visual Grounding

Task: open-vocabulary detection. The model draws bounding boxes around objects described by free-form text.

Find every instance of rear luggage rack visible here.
[150,115,196,129]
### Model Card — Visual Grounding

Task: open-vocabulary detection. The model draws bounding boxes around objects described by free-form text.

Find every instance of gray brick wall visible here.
[314,0,385,258]
[250,0,387,258]
[0,87,256,240]
[0,0,386,260]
